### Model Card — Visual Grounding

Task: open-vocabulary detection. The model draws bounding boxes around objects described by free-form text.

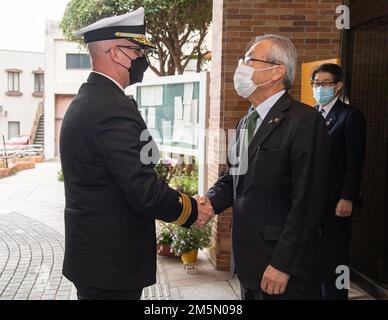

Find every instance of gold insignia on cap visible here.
[132,37,156,48]
[115,32,146,39]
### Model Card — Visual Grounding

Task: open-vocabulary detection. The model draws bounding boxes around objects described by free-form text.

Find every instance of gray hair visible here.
[250,34,297,89]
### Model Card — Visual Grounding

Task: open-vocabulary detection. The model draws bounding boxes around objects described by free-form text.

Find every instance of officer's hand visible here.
[336,199,353,217]
[193,195,214,228]
[261,265,290,295]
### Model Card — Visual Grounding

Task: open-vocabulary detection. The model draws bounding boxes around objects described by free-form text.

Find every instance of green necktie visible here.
[247,110,260,144]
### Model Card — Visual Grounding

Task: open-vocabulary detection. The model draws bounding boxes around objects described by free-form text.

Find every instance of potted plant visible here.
[171,222,212,264]
[156,222,176,258]
[168,162,212,264]
[168,169,198,197]
[155,158,209,260]
[154,157,177,184]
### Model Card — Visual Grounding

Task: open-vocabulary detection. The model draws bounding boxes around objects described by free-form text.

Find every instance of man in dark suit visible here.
[311,63,366,300]
[199,34,330,300]
[60,8,213,300]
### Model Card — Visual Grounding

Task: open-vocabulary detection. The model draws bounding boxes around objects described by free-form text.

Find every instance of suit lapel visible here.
[235,92,291,190]
[324,99,343,130]
[247,92,291,163]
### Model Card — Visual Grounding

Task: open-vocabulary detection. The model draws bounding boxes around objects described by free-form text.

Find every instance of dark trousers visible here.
[75,284,143,300]
[321,280,348,300]
[320,214,352,300]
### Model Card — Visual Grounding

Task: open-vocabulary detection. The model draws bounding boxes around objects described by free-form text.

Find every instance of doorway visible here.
[8,121,20,139]
[342,1,388,295]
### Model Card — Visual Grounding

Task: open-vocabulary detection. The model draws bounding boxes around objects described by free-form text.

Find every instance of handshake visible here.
[193,195,214,228]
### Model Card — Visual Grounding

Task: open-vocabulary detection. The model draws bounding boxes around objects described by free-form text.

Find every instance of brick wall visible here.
[208,0,342,271]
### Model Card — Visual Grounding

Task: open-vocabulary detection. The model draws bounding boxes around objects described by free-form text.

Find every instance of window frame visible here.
[5,69,22,96]
[34,73,44,94]
[8,71,20,92]
[66,53,91,70]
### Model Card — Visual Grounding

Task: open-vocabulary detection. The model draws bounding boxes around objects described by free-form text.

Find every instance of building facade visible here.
[44,20,91,159]
[44,20,209,159]
[0,50,44,142]
[208,0,388,298]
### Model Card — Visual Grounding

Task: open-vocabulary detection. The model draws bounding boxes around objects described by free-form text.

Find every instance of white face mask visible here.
[233,63,277,98]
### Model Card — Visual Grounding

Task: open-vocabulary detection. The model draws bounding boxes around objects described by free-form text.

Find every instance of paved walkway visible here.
[0,161,238,300]
[0,162,372,300]
[0,161,75,300]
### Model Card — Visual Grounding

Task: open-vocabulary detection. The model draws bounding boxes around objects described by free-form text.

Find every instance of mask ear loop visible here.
[117,48,134,70]
[251,65,279,87]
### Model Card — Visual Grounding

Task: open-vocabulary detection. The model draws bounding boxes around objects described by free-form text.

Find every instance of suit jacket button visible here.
[236,193,241,199]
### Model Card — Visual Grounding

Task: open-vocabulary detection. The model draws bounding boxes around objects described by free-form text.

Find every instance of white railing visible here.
[0,144,44,159]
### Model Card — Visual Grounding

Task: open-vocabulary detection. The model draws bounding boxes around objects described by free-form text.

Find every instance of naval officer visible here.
[312,63,366,300]
[60,7,213,300]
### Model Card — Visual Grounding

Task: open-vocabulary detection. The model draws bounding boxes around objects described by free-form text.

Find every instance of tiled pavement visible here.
[0,161,374,300]
[0,162,175,300]
[0,213,75,300]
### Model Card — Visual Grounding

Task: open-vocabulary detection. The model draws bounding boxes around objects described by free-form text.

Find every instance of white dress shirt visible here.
[318,97,338,119]
[249,89,286,133]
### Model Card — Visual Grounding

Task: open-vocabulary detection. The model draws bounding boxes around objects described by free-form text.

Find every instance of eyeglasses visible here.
[239,56,281,66]
[116,45,145,57]
[310,81,338,88]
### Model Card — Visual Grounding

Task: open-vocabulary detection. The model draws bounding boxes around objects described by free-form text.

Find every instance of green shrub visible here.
[57,170,64,182]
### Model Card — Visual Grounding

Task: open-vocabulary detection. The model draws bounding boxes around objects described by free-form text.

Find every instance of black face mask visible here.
[117,49,149,85]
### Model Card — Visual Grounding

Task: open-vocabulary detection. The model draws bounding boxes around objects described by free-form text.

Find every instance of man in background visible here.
[312,63,366,300]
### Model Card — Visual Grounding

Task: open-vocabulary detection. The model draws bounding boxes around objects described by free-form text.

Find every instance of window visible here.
[34,73,44,93]
[8,121,20,140]
[8,72,20,92]
[5,69,22,96]
[66,54,91,69]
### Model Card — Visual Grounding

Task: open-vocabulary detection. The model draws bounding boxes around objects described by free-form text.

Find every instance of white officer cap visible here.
[75,7,156,50]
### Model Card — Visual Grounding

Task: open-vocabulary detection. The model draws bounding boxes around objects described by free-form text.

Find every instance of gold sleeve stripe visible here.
[171,193,192,226]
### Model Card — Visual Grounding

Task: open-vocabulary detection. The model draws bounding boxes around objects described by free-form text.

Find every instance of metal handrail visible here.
[0,144,44,159]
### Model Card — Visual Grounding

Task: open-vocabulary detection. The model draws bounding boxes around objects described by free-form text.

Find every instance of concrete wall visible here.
[44,21,90,159]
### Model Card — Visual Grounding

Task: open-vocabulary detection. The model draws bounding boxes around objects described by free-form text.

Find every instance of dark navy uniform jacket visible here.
[60,72,197,291]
